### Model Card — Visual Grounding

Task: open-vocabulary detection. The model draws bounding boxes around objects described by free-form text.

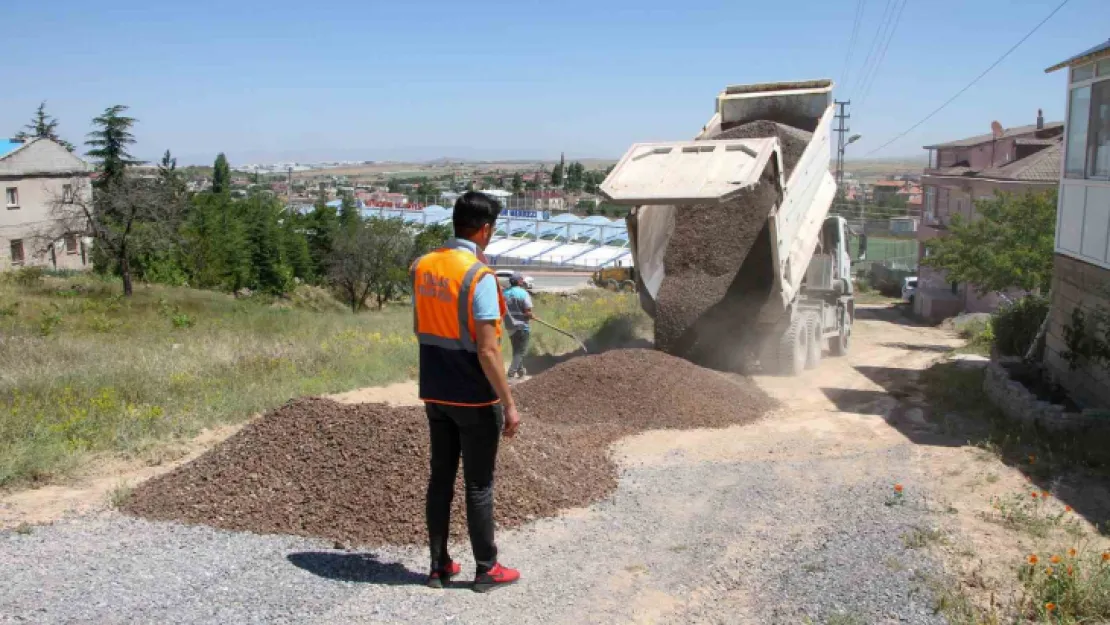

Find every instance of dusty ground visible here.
[5,303,1106,623]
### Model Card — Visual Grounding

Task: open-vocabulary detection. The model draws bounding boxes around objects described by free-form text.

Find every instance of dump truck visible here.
[591,265,637,292]
[598,79,853,375]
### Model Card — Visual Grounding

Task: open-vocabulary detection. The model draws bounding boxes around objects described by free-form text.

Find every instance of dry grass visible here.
[0,273,646,489]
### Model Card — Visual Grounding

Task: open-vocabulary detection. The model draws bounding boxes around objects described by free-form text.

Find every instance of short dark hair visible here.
[453,191,502,238]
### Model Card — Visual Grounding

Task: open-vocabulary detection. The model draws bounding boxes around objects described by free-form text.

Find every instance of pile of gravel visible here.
[124,350,775,547]
[652,120,813,368]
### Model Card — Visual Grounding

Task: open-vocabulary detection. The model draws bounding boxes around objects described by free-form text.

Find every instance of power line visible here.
[858,0,909,107]
[863,0,1073,157]
[851,0,895,96]
[839,0,867,88]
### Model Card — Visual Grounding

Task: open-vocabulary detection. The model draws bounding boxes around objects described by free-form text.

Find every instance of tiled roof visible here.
[977,141,1061,182]
[1014,138,1059,147]
[923,122,1064,149]
[1046,39,1110,73]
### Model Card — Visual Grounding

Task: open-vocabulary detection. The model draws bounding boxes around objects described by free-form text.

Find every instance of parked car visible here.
[901,276,918,304]
[495,270,535,291]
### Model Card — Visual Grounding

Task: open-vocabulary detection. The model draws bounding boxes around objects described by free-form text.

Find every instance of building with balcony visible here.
[1042,40,1110,408]
[914,114,1063,320]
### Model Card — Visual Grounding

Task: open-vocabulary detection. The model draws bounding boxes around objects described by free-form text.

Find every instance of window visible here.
[1066,86,1092,178]
[1100,59,1110,77]
[64,234,78,254]
[1089,80,1110,179]
[5,187,17,208]
[1074,63,1095,83]
[62,184,73,203]
[10,239,24,265]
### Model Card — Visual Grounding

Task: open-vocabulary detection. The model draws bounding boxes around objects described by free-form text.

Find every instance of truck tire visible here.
[777,315,808,376]
[620,280,636,292]
[805,313,822,370]
[829,309,851,356]
[604,279,618,291]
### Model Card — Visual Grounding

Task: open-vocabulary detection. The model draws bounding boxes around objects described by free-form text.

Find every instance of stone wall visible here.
[1043,253,1110,408]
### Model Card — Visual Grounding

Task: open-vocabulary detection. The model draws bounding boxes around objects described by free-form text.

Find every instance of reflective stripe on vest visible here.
[413,246,507,406]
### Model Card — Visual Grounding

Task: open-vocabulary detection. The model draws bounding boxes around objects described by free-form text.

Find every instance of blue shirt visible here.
[503,285,533,332]
[444,238,500,321]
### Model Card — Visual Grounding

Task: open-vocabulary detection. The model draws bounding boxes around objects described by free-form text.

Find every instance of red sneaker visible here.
[473,563,520,593]
[427,560,461,589]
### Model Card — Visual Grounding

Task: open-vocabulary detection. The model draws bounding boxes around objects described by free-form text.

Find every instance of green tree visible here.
[565,161,585,192]
[243,195,293,294]
[511,173,524,195]
[387,178,402,193]
[212,153,231,194]
[923,190,1057,294]
[338,192,360,233]
[413,223,452,258]
[308,191,338,278]
[328,218,413,312]
[551,162,564,186]
[282,212,315,283]
[158,150,186,201]
[86,105,141,188]
[415,180,439,201]
[15,101,75,151]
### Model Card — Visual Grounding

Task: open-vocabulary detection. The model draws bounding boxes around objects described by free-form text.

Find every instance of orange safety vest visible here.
[412,241,507,406]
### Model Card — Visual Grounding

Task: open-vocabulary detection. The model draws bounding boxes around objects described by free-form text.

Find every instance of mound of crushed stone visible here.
[652,120,813,368]
[124,350,775,547]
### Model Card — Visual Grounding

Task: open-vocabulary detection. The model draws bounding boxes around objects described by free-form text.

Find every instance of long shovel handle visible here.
[531,316,588,354]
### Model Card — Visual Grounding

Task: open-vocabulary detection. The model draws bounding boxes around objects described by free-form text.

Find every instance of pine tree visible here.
[338,192,360,233]
[212,153,231,194]
[308,191,338,279]
[282,213,315,283]
[244,195,292,294]
[86,105,141,188]
[15,101,76,151]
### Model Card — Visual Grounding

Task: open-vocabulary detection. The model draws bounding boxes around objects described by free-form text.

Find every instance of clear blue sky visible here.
[2,0,1106,165]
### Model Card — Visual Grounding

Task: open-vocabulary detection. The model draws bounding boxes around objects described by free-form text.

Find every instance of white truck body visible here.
[599,79,853,373]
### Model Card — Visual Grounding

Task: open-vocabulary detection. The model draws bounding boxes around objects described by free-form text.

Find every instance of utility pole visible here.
[833,100,851,192]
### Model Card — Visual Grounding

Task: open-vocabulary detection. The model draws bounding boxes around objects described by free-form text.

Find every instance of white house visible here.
[1042,40,1110,407]
[0,138,92,271]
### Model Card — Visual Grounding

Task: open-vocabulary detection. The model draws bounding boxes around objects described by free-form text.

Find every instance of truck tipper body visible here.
[599,79,853,374]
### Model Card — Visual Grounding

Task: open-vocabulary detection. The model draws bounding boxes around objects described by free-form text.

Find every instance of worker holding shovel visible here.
[502,272,533,379]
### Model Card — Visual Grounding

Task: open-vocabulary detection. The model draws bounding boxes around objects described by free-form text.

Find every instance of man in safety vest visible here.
[411,191,521,593]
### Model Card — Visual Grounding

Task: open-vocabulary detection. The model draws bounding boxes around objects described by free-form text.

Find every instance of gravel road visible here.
[1,304,959,624]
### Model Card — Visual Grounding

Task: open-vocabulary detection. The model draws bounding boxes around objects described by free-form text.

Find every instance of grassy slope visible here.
[0,274,644,488]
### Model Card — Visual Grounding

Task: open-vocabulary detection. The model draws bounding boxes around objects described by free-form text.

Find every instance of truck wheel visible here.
[805,313,822,370]
[620,280,636,292]
[604,279,618,291]
[777,315,807,376]
[829,314,851,356]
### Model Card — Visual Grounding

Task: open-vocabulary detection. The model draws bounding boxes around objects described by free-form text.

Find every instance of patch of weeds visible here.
[87,314,121,333]
[13,522,33,535]
[884,556,907,572]
[623,563,648,575]
[980,491,1075,538]
[0,301,18,316]
[826,612,866,625]
[171,313,195,329]
[985,473,1000,484]
[107,480,133,509]
[669,544,688,553]
[38,310,62,336]
[1018,546,1110,623]
[912,570,1002,625]
[902,525,947,549]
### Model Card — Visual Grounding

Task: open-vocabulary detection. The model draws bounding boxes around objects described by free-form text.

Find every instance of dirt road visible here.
[2,305,965,624]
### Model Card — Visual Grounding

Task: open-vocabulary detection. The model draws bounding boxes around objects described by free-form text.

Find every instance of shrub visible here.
[171,313,195,329]
[8,266,45,287]
[992,295,1049,357]
[38,310,62,336]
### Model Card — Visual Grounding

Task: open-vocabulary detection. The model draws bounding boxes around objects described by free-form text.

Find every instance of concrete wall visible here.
[1043,253,1110,409]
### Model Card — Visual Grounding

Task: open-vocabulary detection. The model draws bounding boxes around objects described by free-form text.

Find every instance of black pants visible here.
[425,402,503,574]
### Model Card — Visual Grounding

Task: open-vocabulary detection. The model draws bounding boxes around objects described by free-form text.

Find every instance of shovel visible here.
[531,316,589,354]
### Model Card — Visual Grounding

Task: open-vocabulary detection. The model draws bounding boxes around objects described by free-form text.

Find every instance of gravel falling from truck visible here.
[652,121,813,370]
